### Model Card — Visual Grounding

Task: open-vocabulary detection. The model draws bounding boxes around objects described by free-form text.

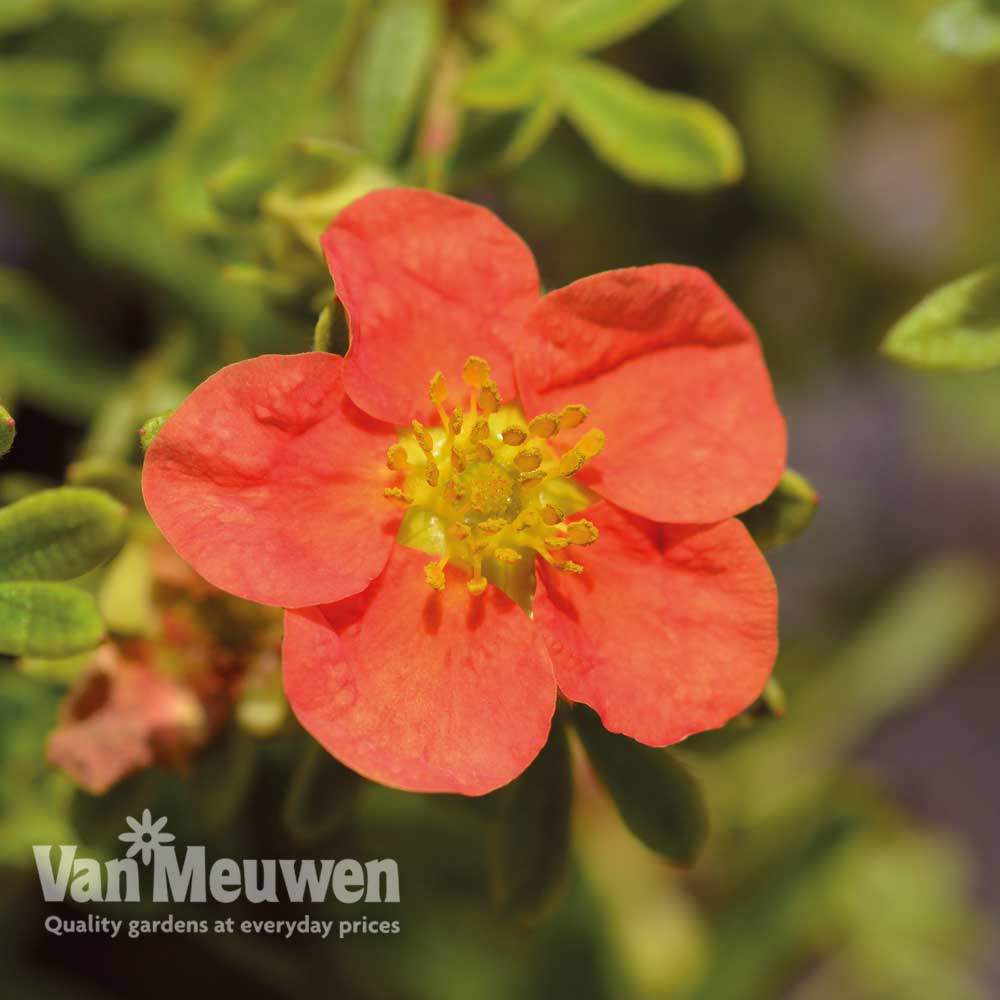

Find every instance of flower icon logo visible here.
[118,809,175,865]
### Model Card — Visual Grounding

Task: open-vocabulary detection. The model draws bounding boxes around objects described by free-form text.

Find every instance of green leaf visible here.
[491,717,573,921]
[0,582,104,658]
[282,741,365,845]
[0,405,13,458]
[537,0,686,53]
[882,266,1000,372]
[572,705,708,864]
[740,469,820,551]
[926,0,1000,59]
[355,0,442,162]
[0,487,128,582]
[547,58,743,190]
[0,269,123,421]
[159,0,363,231]
[66,457,144,508]
[458,45,543,110]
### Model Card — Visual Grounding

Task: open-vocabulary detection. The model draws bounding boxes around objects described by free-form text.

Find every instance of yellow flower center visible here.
[383,356,604,603]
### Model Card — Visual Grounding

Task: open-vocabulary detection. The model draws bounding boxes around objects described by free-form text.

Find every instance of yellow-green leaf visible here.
[0,488,128,582]
[0,582,104,658]
[538,0,686,53]
[926,0,1000,59]
[883,266,1000,372]
[355,0,442,162]
[547,58,743,190]
[458,45,543,111]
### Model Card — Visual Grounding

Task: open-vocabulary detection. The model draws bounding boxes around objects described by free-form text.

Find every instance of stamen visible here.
[478,517,508,535]
[566,519,599,546]
[540,504,562,525]
[494,548,522,564]
[450,448,466,473]
[470,418,490,443]
[424,560,447,591]
[528,413,560,438]
[554,449,586,477]
[468,441,493,463]
[513,447,543,473]
[411,420,433,454]
[554,560,584,575]
[513,510,541,531]
[545,536,571,550]
[462,356,491,389]
[384,487,413,506]
[386,444,410,471]
[425,463,440,487]
[577,428,606,458]
[450,406,465,437]
[429,371,448,405]
[501,426,528,446]
[558,404,589,429]
[477,379,502,415]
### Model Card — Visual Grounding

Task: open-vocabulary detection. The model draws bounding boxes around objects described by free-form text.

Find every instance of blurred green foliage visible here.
[2,0,1000,998]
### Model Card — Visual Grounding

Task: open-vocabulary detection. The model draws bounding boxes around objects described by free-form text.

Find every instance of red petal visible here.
[322,188,540,425]
[283,545,556,795]
[534,502,777,746]
[517,266,787,523]
[142,353,400,609]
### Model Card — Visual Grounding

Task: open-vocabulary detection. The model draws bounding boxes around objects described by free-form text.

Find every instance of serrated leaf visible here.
[740,469,819,551]
[547,58,743,190]
[926,0,1000,59]
[0,487,127,582]
[0,269,123,421]
[883,266,1000,371]
[282,741,364,845]
[537,0,686,53]
[458,45,543,110]
[356,0,442,162]
[572,705,708,864]
[0,582,104,658]
[491,717,573,921]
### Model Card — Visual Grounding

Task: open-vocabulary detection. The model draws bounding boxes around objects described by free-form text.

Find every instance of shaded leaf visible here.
[491,717,573,921]
[0,487,127,582]
[547,58,743,190]
[355,0,442,162]
[282,740,365,845]
[883,266,1000,371]
[0,582,104,658]
[0,269,123,421]
[538,0,686,53]
[740,469,819,551]
[572,705,708,864]
[459,45,542,110]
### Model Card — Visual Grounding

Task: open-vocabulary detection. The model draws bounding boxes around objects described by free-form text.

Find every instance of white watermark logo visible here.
[34,811,400,910]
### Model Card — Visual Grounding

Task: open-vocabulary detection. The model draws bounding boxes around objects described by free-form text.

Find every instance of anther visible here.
[501,426,528,446]
[577,428,606,458]
[425,463,440,487]
[519,469,546,490]
[411,420,434,454]
[429,372,448,405]
[528,413,560,438]
[470,418,490,443]
[468,441,493,463]
[450,406,465,436]
[450,523,471,540]
[384,487,413,505]
[386,444,410,471]
[450,448,466,473]
[513,510,541,531]
[566,519,599,545]
[478,517,508,535]
[477,380,502,415]
[494,548,522,564]
[554,448,586,477]
[540,504,563,525]
[555,560,584,574]
[558,404,589,430]
[462,356,491,389]
[513,447,543,473]
[424,562,446,591]
[467,576,487,596]
[545,536,571,550]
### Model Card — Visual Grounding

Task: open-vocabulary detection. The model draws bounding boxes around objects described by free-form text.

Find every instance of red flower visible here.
[143,188,785,795]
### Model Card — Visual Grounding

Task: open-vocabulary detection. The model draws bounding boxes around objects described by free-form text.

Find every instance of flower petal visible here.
[534,502,777,746]
[322,188,540,425]
[283,545,557,795]
[517,266,787,523]
[143,353,400,609]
